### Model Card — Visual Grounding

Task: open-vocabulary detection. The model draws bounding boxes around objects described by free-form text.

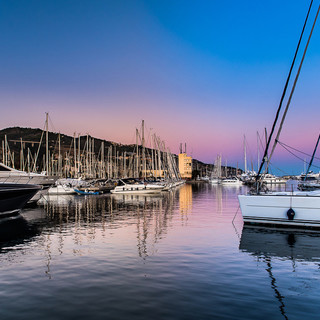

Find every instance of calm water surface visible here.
[0,183,319,320]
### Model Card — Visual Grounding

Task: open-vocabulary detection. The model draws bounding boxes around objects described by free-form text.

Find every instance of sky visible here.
[1,0,320,175]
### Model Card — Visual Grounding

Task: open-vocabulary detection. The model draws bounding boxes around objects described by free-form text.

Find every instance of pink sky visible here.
[1,1,320,174]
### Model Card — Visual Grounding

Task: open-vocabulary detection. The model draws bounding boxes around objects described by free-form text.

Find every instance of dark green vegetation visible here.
[0,127,240,178]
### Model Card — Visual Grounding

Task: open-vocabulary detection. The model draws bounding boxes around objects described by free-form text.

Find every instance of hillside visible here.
[0,126,240,178]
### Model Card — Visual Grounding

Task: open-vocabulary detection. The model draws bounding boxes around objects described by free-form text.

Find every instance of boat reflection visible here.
[240,226,320,320]
[110,193,164,206]
[0,215,40,252]
[240,225,320,262]
[36,190,179,260]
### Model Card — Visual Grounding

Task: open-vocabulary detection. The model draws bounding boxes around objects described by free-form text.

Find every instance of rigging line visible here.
[278,142,320,170]
[267,161,289,175]
[304,134,320,180]
[278,142,308,162]
[257,131,266,154]
[48,114,57,134]
[256,0,314,181]
[265,3,320,174]
[277,140,320,161]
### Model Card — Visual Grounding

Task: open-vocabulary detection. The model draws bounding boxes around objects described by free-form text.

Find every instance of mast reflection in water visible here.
[0,183,319,320]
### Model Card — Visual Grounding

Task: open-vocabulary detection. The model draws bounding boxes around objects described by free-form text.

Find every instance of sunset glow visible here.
[1,1,320,174]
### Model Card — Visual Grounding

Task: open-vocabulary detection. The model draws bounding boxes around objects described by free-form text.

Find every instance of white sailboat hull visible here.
[48,185,76,195]
[221,179,243,186]
[238,192,320,228]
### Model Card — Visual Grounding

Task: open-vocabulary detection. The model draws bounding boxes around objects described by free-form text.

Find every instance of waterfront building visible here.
[178,153,192,179]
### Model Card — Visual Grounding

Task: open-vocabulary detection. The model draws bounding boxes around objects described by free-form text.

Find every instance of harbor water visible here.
[1,183,320,320]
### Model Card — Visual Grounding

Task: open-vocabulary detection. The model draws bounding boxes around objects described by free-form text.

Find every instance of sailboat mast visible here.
[136,128,139,177]
[304,134,320,181]
[58,132,61,176]
[74,132,77,178]
[265,4,320,174]
[78,134,81,178]
[257,131,260,172]
[142,120,146,179]
[45,112,49,174]
[20,137,24,170]
[244,135,247,173]
[256,1,314,182]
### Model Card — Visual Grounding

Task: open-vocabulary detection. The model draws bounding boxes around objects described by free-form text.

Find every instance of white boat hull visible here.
[111,188,162,194]
[221,181,243,186]
[238,192,320,228]
[221,177,243,186]
[263,179,287,184]
[48,185,76,195]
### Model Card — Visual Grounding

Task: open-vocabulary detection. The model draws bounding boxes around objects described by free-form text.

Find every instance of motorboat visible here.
[198,176,210,182]
[262,173,287,184]
[220,177,243,186]
[209,177,220,185]
[298,171,320,181]
[297,171,320,190]
[73,179,116,194]
[110,178,165,194]
[0,163,57,186]
[0,183,41,216]
[0,163,57,203]
[48,184,76,195]
[242,173,287,186]
[297,181,320,191]
[74,188,100,195]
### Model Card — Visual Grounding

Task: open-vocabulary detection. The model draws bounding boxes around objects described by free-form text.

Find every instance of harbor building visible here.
[178,152,192,179]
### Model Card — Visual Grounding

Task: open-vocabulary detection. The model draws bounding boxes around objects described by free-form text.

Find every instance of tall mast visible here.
[101,141,104,178]
[244,135,247,173]
[20,137,24,170]
[265,4,320,174]
[257,131,260,172]
[256,1,314,181]
[5,135,8,166]
[2,140,4,164]
[58,132,61,176]
[136,128,139,177]
[73,132,77,178]
[92,138,95,177]
[27,148,30,172]
[142,120,146,179]
[304,134,320,181]
[86,134,89,177]
[45,112,49,174]
[123,151,126,178]
[78,134,81,177]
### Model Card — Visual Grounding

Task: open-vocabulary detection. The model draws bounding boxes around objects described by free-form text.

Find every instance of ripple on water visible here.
[0,184,319,320]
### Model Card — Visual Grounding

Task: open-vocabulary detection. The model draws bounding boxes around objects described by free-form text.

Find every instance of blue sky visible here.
[1,0,320,174]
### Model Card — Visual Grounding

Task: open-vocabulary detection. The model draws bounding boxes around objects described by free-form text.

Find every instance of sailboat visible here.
[110,178,165,194]
[238,2,320,228]
[0,162,57,203]
[209,154,221,184]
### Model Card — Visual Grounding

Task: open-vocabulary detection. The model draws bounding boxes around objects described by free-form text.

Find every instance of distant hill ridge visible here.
[0,126,239,177]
